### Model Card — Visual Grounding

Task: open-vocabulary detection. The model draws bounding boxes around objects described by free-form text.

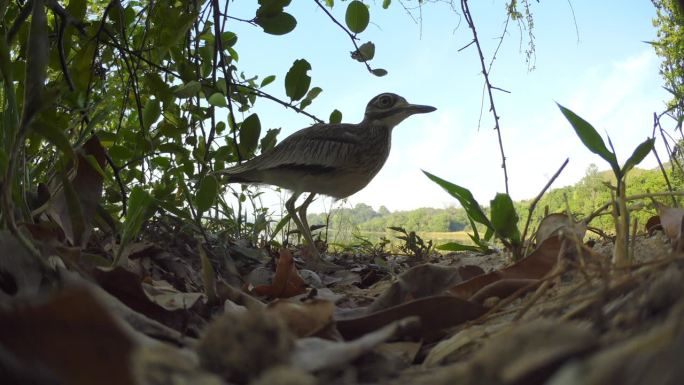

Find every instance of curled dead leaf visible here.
[535,213,586,244]
[251,249,307,298]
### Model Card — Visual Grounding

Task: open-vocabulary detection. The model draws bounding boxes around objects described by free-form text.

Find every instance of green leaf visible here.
[270,212,292,242]
[436,242,484,252]
[371,68,388,77]
[221,31,238,47]
[208,92,227,107]
[256,0,292,17]
[117,187,155,263]
[174,80,201,98]
[215,121,226,134]
[285,59,311,101]
[330,109,343,124]
[382,0,392,9]
[22,0,49,127]
[557,103,619,174]
[32,120,76,162]
[490,193,521,243]
[260,128,280,152]
[261,75,276,87]
[352,41,375,62]
[142,98,161,130]
[239,113,262,157]
[108,145,134,160]
[300,86,323,109]
[325,0,334,7]
[622,137,655,175]
[196,175,219,213]
[255,12,297,35]
[422,170,493,229]
[345,1,370,34]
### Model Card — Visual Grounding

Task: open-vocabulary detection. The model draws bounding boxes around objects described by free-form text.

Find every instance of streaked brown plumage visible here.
[217,93,436,266]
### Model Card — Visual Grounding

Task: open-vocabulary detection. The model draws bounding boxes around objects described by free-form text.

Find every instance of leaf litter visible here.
[3,174,684,385]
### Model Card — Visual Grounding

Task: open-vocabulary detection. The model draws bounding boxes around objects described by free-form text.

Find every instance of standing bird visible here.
[217,93,436,267]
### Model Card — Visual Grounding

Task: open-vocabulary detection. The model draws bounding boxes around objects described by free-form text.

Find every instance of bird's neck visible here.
[360,118,396,131]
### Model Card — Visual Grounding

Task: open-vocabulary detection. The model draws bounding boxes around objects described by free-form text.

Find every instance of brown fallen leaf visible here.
[367,264,485,313]
[449,236,563,300]
[46,135,107,247]
[654,202,684,246]
[92,266,198,332]
[468,278,541,304]
[292,317,420,372]
[267,298,335,337]
[645,215,662,235]
[252,249,307,298]
[336,296,487,340]
[0,286,137,385]
[535,213,586,244]
[0,230,43,301]
[423,323,506,368]
[416,319,597,385]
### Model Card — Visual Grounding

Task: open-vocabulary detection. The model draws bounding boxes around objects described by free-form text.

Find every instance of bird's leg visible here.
[285,192,306,243]
[286,193,339,270]
[298,193,318,255]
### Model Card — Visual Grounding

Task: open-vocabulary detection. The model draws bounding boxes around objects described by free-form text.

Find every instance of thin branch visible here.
[54,12,74,91]
[240,84,324,124]
[104,153,128,215]
[520,158,569,245]
[460,0,510,194]
[312,0,379,75]
[652,112,678,207]
[211,0,241,163]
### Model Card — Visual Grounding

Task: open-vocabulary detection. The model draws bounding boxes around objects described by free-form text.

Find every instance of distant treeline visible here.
[307,205,471,233]
[308,164,683,234]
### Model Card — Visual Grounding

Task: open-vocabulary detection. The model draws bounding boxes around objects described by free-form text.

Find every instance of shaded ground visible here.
[1,213,684,385]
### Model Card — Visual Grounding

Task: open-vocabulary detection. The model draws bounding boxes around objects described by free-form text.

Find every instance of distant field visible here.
[318,229,473,249]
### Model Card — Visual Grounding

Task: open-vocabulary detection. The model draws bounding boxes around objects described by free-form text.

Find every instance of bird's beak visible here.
[403,104,437,115]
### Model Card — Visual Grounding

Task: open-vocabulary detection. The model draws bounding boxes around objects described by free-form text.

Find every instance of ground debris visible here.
[2,224,684,385]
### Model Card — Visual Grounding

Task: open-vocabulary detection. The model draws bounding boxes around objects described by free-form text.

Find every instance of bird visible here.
[216,93,436,267]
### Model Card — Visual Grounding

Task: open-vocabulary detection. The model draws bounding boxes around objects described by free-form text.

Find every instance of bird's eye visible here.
[377,95,394,108]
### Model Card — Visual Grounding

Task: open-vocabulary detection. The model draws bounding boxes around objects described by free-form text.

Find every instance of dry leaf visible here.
[252,249,307,298]
[0,286,137,385]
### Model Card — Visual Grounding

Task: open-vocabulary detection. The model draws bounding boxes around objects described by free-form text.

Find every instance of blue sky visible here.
[226,1,668,214]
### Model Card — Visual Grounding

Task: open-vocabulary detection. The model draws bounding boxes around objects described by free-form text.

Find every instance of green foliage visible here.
[307,204,469,234]
[425,171,526,255]
[490,193,521,244]
[557,104,655,184]
[330,109,343,124]
[0,0,393,253]
[345,1,370,34]
[285,59,312,101]
[389,226,433,259]
[519,164,682,234]
[651,0,684,118]
[116,187,155,264]
[196,175,219,214]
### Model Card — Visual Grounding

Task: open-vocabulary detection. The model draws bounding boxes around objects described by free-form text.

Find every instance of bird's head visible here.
[362,93,436,127]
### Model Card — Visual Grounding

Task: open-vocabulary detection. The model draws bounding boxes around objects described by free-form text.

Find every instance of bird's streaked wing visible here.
[222,123,362,175]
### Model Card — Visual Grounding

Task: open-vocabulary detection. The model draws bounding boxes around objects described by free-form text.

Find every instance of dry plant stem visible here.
[474,268,566,324]
[460,0,510,194]
[585,190,684,225]
[612,182,630,267]
[520,158,569,246]
[560,255,680,321]
[651,112,677,206]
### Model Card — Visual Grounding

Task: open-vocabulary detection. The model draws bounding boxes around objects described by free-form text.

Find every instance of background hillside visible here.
[308,163,681,237]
